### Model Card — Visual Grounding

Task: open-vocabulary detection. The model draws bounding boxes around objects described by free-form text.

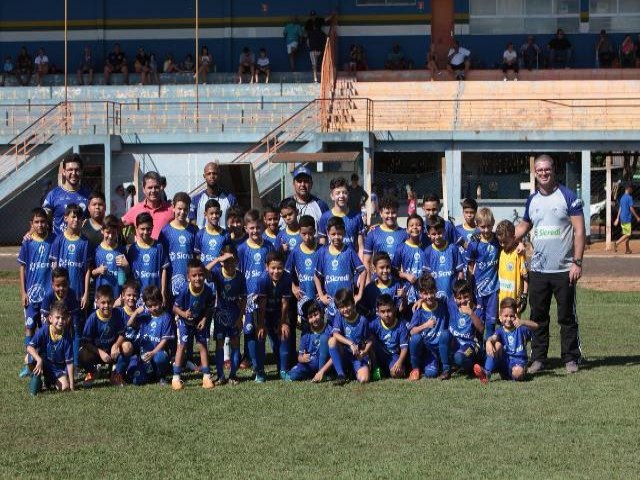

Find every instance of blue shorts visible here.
[497,355,527,380]
[43,362,68,385]
[289,360,320,381]
[24,303,42,330]
[243,310,256,335]
[343,349,369,373]
[373,342,402,374]
[477,291,498,327]
[213,309,240,340]
[177,318,209,346]
[454,339,482,361]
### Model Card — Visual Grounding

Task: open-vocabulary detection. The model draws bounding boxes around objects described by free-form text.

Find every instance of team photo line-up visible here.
[19,152,585,394]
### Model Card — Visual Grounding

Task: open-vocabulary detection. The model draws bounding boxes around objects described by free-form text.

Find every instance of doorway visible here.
[430,0,454,66]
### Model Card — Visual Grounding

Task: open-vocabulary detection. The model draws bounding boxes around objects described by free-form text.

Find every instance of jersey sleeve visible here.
[317,198,330,214]
[115,311,126,336]
[298,333,309,355]
[193,229,203,255]
[350,249,365,274]
[363,230,375,256]
[17,240,29,265]
[82,314,96,343]
[42,190,54,211]
[560,185,584,217]
[453,247,464,273]
[399,322,409,349]
[284,249,295,274]
[64,335,74,363]
[465,241,478,263]
[173,288,187,309]
[158,243,170,270]
[315,250,325,279]
[282,274,293,298]
[28,326,46,350]
[188,193,199,222]
[161,314,175,340]
[355,214,365,237]
[408,308,422,330]
[391,244,404,270]
[49,236,61,262]
[522,194,534,224]
[317,213,328,240]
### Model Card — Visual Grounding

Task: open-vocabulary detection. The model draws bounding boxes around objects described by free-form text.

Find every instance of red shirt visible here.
[122,199,174,240]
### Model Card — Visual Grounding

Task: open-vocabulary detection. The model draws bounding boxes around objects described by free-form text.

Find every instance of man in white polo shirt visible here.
[447,38,471,80]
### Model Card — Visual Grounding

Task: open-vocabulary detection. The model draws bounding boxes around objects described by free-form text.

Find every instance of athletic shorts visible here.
[287,42,299,54]
[24,303,42,330]
[43,362,68,385]
[213,309,240,340]
[497,356,527,380]
[621,222,631,236]
[177,318,209,346]
[374,346,401,375]
[343,349,369,374]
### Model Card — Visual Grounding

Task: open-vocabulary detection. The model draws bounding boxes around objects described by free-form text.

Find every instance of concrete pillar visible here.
[581,150,591,243]
[104,138,112,214]
[363,133,374,224]
[444,149,462,222]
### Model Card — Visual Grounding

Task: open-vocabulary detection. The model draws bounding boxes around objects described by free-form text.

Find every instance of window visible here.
[470,0,580,34]
[590,0,640,32]
[356,0,416,5]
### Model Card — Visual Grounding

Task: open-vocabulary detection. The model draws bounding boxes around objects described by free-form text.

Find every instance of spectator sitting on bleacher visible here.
[502,42,519,81]
[385,43,407,70]
[447,39,470,80]
[238,47,255,84]
[34,48,49,87]
[283,17,304,72]
[548,29,572,69]
[307,21,326,83]
[76,46,94,86]
[520,35,541,70]
[163,54,181,74]
[596,30,615,68]
[104,43,129,85]
[181,54,195,73]
[426,43,439,80]
[254,48,271,84]
[16,46,33,86]
[199,46,213,84]
[148,53,159,85]
[621,35,635,68]
[134,47,151,85]
[1,56,14,87]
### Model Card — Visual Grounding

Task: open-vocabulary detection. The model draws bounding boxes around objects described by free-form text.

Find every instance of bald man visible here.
[189,161,238,229]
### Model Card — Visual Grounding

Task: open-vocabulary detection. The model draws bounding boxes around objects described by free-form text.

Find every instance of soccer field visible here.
[0,275,638,479]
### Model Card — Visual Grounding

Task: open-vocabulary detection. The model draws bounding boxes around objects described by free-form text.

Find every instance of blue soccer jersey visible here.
[285,243,319,300]
[392,240,429,304]
[257,271,293,324]
[276,227,302,256]
[455,223,479,265]
[126,240,170,293]
[82,309,127,350]
[262,230,278,248]
[317,209,365,248]
[94,244,127,299]
[237,239,273,312]
[447,299,483,348]
[358,278,403,320]
[424,242,464,300]
[29,325,73,367]
[134,311,175,354]
[49,232,91,300]
[159,222,198,296]
[315,244,365,298]
[189,190,237,230]
[423,219,458,247]
[174,283,215,324]
[40,289,80,322]
[466,237,500,297]
[299,323,331,358]
[18,234,55,305]
[42,185,91,237]
[194,226,229,265]
[331,312,370,347]
[369,317,409,356]
[363,225,408,261]
[210,265,247,328]
[409,299,449,347]
[495,325,532,362]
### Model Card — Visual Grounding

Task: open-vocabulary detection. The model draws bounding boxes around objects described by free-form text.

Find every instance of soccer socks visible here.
[115,354,128,375]
[24,335,32,364]
[246,333,265,374]
[438,330,452,373]
[409,334,423,370]
[215,348,225,379]
[278,335,290,373]
[230,346,240,378]
[484,355,496,377]
[201,365,211,379]
[329,344,345,378]
[172,363,182,380]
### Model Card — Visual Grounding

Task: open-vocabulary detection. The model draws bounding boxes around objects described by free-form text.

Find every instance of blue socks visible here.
[230,346,240,378]
[329,344,345,377]
[215,348,225,379]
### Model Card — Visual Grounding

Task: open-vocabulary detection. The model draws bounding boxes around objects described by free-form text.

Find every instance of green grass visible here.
[0,273,639,479]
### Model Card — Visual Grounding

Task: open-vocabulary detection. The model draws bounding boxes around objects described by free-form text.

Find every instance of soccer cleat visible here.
[83,372,95,388]
[408,368,421,381]
[228,376,240,386]
[333,376,348,387]
[202,376,215,389]
[473,364,489,384]
[528,360,544,374]
[254,372,266,384]
[29,375,43,396]
[438,370,451,381]
[565,361,579,374]
[215,377,228,386]
[280,370,292,382]
[171,378,184,390]
[19,365,32,379]
[110,372,125,387]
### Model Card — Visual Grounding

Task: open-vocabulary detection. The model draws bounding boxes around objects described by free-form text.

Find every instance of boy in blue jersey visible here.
[358,252,406,321]
[50,203,92,310]
[465,207,500,337]
[455,198,479,251]
[172,259,215,390]
[125,286,174,385]
[424,216,465,300]
[369,294,409,379]
[210,244,247,385]
[289,300,333,382]
[422,193,458,246]
[18,208,55,378]
[363,196,407,276]
[474,297,539,384]
[79,285,132,387]
[256,251,293,381]
[117,280,140,345]
[328,289,372,385]
[92,215,129,302]
[225,205,247,248]
[408,275,450,381]
[392,213,428,307]
[262,204,280,248]
[195,199,230,271]
[318,177,365,257]
[159,192,199,298]
[126,212,170,306]
[276,198,302,256]
[27,302,74,394]
[440,279,485,376]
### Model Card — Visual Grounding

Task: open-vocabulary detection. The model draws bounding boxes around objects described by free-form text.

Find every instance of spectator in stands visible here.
[254,48,271,84]
[163,54,180,73]
[104,43,129,85]
[182,54,195,73]
[502,42,519,81]
[596,30,615,68]
[621,35,635,68]
[385,43,407,70]
[16,46,33,86]
[447,38,470,80]
[1,56,14,87]
[237,47,255,84]
[548,29,572,69]
[520,35,541,70]
[348,173,369,215]
[134,47,151,85]
[76,46,94,86]
[148,53,159,84]
[34,48,49,86]
[307,21,326,83]
[426,43,439,80]
[199,46,214,84]
[283,17,304,72]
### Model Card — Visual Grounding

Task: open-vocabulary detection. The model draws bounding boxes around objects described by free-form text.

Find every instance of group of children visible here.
[20,176,535,394]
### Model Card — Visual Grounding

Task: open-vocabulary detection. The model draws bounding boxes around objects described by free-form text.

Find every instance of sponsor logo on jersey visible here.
[143,254,151,263]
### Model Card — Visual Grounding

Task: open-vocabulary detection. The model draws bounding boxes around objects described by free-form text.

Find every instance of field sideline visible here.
[0,273,638,479]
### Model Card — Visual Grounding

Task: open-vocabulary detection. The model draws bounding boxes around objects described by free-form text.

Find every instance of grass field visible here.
[1,273,639,479]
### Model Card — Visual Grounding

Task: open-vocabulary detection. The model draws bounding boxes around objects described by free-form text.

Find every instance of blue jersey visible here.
[276,227,302,256]
[50,233,91,300]
[134,311,174,354]
[369,317,409,356]
[117,305,139,342]
[159,222,198,296]
[174,283,215,325]
[447,299,483,348]
[424,242,464,300]
[466,237,500,296]
[29,325,73,367]
[358,278,403,320]
[82,309,127,350]
[42,185,91,236]
[495,325,532,362]
[40,289,80,323]
[210,265,247,327]
[262,230,279,248]
[363,225,408,261]
[18,234,55,305]
[409,299,449,347]
[299,323,331,357]
[619,192,634,224]
[237,239,273,312]
[315,245,365,298]
[391,240,428,304]
[194,226,229,265]
[126,241,170,293]
[189,190,237,230]
[94,244,127,298]
[331,312,370,347]
[257,271,293,323]
[285,243,320,300]
[455,223,479,265]
[317,209,365,248]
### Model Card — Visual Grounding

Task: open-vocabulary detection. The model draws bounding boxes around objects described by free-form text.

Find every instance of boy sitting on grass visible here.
[369,294,409,380]
[289,300,333,382]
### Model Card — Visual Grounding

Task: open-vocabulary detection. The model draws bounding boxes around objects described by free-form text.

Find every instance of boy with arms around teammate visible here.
[276,198,302,257]
[495,220,529,313]
[285,214,320,321]
[318,177,365,257]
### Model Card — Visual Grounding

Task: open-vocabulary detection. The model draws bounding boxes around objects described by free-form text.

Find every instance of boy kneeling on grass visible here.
[369,294,409,380]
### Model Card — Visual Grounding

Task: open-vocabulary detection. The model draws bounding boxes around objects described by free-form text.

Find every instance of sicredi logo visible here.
[386,237,394,245]
[179,235,186,246]
[143,254,151,263]
[106,253,114,262]
[304,259,312,268]
[68,244,76,254]
[331,259,339,269]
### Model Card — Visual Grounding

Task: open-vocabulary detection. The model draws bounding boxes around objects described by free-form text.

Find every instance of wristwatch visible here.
[572,258,583,267]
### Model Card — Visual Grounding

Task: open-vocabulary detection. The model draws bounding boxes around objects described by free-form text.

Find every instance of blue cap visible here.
[292,166,312,179]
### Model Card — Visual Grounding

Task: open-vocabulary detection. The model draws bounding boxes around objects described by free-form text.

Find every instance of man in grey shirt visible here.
[515,154,585,374]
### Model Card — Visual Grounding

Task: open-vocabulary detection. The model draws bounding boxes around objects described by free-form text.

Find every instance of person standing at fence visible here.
[514,154,585,374]
[190,161,237,230]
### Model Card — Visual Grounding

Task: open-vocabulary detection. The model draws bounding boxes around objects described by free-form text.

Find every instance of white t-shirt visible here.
[503,50,518,63]
[257,56,270,68]
[34,55,49,66]
[448,47,470,65]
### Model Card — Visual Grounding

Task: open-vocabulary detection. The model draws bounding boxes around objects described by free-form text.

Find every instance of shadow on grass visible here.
[533,355,640,374]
